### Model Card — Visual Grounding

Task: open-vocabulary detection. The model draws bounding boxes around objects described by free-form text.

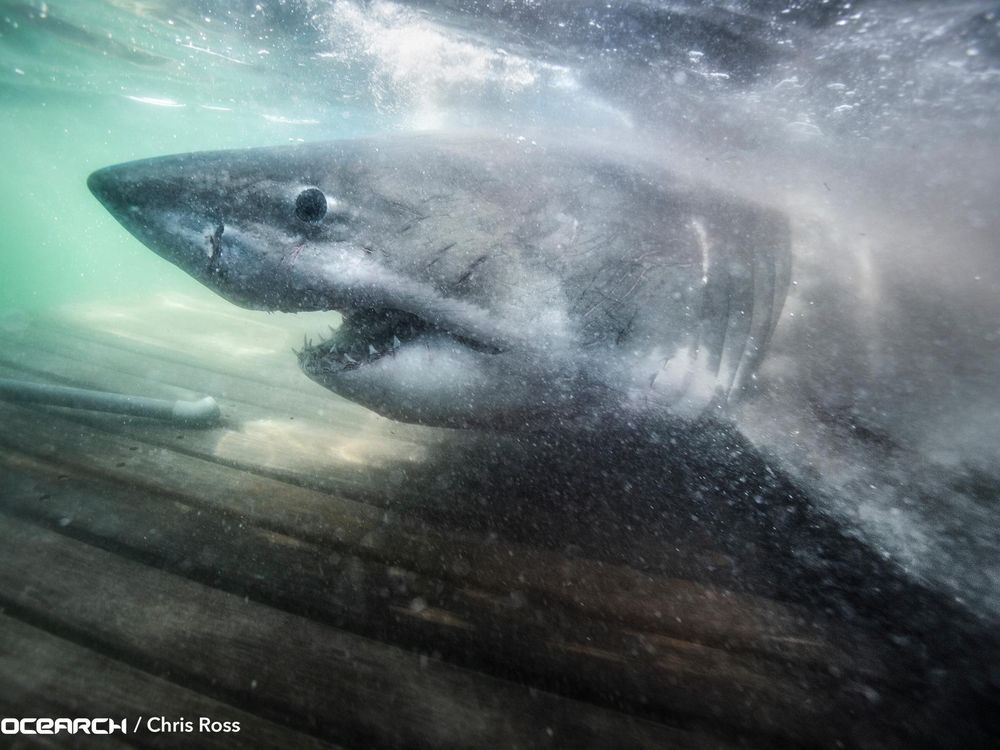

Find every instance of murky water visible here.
[0,2,998,745]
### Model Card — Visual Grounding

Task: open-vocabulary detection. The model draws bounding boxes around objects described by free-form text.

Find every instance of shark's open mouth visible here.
[297,307,501,375]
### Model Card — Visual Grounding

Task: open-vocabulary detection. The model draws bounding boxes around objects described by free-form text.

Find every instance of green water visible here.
[2,95,195,311]
[0,0,385,313]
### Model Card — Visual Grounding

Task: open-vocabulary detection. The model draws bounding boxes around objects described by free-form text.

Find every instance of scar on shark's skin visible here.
[284,242,307,266]
[206,222,224,274]
[454,255,488,287]
[426,242,456,268]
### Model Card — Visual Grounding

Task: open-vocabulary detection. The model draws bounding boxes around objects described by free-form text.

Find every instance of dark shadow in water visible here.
[381,414,999,747]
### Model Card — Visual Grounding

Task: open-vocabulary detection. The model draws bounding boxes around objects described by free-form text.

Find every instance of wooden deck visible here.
[0,292,923,749]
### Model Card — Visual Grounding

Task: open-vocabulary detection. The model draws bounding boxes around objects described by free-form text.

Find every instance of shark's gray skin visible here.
[88,134,790,430]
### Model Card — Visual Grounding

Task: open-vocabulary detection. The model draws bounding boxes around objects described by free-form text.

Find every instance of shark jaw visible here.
[288,297,561,430]
[296,306,503,377]
[287,294,594,431]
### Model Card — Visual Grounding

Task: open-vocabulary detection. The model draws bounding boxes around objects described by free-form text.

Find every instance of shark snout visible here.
[87,166,128,213]
[87,160,181,216]
[87,160,224,280]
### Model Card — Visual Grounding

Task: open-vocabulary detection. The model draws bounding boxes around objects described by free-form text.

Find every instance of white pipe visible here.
[0,378,221,426]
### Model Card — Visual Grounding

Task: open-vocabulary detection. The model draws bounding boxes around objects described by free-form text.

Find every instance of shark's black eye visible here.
[295,187,327,223]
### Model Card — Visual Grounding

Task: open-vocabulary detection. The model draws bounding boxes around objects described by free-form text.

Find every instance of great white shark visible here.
[88,133,791,431]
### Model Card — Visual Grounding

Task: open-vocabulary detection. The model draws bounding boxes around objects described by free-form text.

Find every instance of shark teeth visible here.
[298,308,433,373]
[297,307,502,376]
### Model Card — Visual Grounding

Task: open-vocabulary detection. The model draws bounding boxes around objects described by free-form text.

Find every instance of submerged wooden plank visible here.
[0,513,729,750]
[0,357,426,503]
[0,400,852,670]
[0,615,340,750]
[0,450,894,747]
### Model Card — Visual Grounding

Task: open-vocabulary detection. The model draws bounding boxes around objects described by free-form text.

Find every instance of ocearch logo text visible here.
[1,718,127,735]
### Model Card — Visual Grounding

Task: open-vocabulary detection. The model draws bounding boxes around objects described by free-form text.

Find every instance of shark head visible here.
[88,134,790,430]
